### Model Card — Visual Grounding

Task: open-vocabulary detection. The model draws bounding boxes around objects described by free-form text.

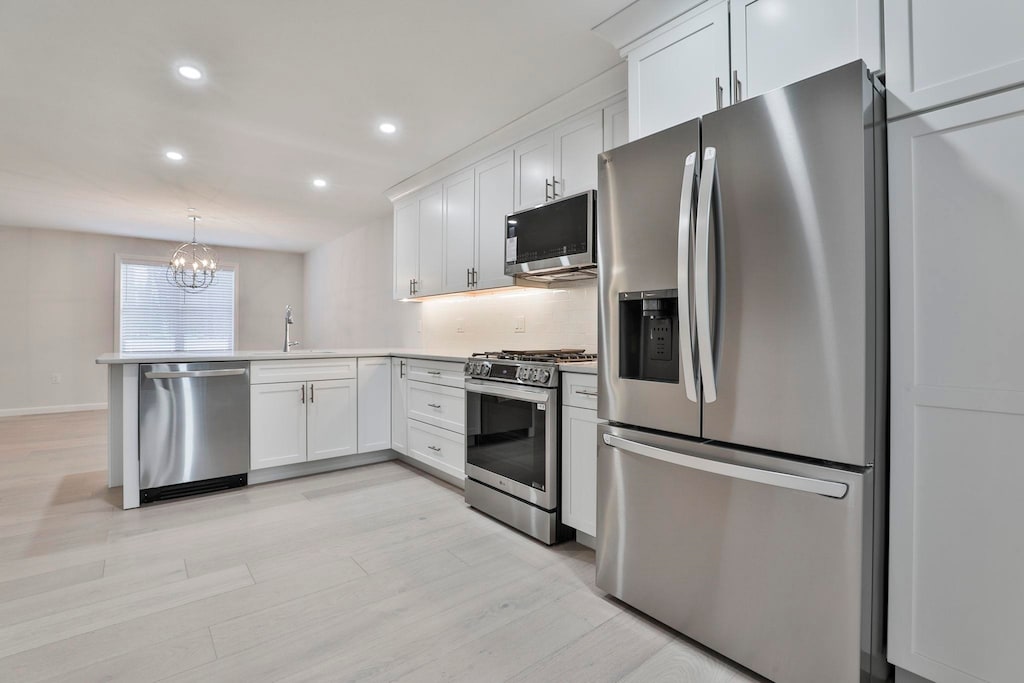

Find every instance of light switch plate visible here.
[456,318,465,333]
[514,315,526,333]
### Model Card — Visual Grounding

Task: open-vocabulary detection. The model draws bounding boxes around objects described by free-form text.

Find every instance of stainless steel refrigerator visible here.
[596,61,889,683]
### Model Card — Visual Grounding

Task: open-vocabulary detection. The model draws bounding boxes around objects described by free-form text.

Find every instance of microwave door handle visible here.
[694,146,718,403]
[678,151,699,403]
[603,434,848,499]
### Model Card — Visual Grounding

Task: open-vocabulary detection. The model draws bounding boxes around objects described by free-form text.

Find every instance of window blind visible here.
[119,259,236,353]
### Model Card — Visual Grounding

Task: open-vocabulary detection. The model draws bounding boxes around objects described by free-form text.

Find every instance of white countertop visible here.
[559,361,598,375]
[96,348,469,365]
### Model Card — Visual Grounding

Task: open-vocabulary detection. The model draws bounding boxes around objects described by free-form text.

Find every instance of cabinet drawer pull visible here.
[427,402,442,409]
[427,445,442,452]
[426,370,442,376]
[574,389,598,397]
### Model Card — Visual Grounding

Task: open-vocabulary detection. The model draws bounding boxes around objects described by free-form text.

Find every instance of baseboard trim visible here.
[247,450,397,485]
[0,402,108,418]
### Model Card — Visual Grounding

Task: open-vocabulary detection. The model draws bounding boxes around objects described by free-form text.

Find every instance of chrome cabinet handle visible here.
[603,434,848,499]
[732,69,742,103]
[309,383,314,403]
[694,146,719,403]
[426,370,442,376]
[427,402,442,409]
[715,77,723,110]
[145,368,246,379]
[466,267,472,288]
[574,389,598,397]
[300,384,305,404]
[427,445,442,452]
[544,177,552,201]
[678,151,699,403]
[399,361,406,378]
[552,176,561,198]
[471,268,478,287]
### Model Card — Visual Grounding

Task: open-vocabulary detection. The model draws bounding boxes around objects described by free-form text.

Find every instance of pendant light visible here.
[167,214,219,291]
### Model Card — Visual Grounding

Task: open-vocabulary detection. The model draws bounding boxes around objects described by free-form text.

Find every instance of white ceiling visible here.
[0,0,629,252]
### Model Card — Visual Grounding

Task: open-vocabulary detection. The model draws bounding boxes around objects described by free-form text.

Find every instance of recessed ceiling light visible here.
[379,122,397,134]
[177,65,203,80]
[312,178,327,188]
[165,150,184,161]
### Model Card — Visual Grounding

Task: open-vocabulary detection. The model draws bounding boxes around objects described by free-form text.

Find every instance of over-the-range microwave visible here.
[504,189,596,280]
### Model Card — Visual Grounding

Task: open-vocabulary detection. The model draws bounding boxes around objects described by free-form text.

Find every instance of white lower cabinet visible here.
[391,358,409,455]
[888,86,1024,683]
[306,379,357,462]
[407,420,465,482]
[408,381,465,433]
[251,382,307,470]
[357,357,391,453]
[561,405,599,536]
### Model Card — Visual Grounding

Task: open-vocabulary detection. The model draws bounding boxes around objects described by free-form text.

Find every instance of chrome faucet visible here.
[283,305,299,352]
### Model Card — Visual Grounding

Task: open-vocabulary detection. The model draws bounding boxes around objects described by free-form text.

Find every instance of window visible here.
[119,257,236,353]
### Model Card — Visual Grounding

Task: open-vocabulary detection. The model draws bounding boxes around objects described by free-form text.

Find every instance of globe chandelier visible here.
[167,214,218,291]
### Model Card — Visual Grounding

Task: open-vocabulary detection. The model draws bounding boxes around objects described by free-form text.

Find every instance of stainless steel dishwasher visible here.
[139,361,250,503]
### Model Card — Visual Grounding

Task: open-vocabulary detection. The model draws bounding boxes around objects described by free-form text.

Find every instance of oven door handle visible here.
[465,380,552,404]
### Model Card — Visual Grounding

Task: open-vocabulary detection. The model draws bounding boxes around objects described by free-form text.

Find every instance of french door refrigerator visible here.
[596,61,889,683]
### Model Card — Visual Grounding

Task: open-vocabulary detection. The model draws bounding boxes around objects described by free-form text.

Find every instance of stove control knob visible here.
[479,363,489,376]
[538,369,551,384]
[465,362,472,374]
[517,367,530,382]
[530,368,540,382]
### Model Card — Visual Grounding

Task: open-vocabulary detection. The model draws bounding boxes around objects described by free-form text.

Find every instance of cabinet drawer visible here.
[408,381,465,434]
[562,372,598,410]
[407,420,465,480]
[406,358,466,388]
[251,358,357,384]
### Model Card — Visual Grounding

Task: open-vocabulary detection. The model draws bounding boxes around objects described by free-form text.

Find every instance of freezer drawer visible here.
[596,424,883,683]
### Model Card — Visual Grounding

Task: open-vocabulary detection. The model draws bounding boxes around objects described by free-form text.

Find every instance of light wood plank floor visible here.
[0,410,763,682]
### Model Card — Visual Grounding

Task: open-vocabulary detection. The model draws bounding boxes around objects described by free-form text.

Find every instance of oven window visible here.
[466,393,547,491]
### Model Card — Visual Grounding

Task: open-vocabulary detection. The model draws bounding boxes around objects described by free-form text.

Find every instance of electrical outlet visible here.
[514,315,526,333]
[50,373,62,385]
[456,318,465,334]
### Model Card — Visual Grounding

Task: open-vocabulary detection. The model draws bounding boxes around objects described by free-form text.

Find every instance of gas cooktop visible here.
[465,349,597,387]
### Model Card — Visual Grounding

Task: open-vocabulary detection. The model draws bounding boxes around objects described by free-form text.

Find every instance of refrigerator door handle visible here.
[694,146,718,402]
[603,434,849,499]
[678,152,699,402]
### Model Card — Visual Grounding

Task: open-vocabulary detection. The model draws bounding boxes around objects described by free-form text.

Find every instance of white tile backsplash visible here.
[420,280,597,354]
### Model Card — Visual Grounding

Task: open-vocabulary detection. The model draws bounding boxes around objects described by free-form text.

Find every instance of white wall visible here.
[419,281,597,355]
[304,218,419,349]
[0,225,304,414]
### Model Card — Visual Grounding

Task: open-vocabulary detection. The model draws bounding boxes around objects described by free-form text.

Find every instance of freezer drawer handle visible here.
[602,434,848,499]
[145,368,246,380]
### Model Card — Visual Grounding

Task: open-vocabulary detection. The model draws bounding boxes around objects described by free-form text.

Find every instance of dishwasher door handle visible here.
[145,368,247,380]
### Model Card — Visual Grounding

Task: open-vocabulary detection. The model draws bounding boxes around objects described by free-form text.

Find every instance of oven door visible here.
[465,379,558,510]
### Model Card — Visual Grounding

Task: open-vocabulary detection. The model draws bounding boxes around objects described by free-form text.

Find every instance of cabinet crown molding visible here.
[592,0,710,51]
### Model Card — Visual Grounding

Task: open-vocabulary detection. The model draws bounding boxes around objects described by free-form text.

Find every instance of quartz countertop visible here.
[96,349,469,365]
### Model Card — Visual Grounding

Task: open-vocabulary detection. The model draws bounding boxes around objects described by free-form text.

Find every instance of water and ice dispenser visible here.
[618,289,679,383]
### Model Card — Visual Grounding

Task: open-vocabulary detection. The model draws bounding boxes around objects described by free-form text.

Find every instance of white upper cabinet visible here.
[603,99,630,151]
[888,86,1024,683]
[474,149,515,291]
[885,0,1024,117]
[626,0,730,140]
[442,169,476,293]
[514,130,555,210]
[357,358,391,453]
[416,184,444,297]
[730,0,881,102]
[552,109,604,197]
[393,198,419,299]
[306,378,358,462]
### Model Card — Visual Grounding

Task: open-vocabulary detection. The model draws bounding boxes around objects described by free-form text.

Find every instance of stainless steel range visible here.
[463,349,596,544]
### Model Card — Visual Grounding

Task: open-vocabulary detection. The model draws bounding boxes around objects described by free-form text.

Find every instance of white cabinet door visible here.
[514,130,554,210]
[391,358,409,455]
[306,379,357,462]
[561,405,600,536]
[603,98,629,151]
[730,0,880,102]
[474,149,515,291]
[393,197,419,300]
[552,110,604,198]
[416,183,444,297]
[885,0,1024,117]
[442,169,476,293]
[250,382,306,470]
[888,86,1024,683]
[357,357,391,453]
[627,1,729,140]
